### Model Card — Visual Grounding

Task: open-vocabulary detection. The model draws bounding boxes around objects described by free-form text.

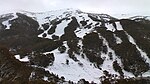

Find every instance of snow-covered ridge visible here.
[30,9,124,39]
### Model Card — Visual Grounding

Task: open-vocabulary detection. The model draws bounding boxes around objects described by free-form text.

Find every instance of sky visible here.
[0,0,150,15]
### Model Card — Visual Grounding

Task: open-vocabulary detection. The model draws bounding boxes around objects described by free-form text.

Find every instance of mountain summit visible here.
[0,9,150,84]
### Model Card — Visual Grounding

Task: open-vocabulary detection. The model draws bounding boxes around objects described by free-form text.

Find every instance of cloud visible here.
[0,0,150,15]
[0,0,44,12]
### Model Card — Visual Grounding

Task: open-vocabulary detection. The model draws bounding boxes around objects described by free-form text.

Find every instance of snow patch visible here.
[115,22,123,30]
[43,76,48,81]
[54,19,71,36]
[2,13,18,29]
[105,23,116,32]
[114,34,122,44]
[142,70,150,77]
[15,55,29,62]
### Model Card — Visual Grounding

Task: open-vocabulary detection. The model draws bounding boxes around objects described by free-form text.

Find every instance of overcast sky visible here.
[0,0,150,15]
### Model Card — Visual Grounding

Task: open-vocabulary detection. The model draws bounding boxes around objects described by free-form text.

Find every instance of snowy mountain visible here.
[0,8,150,84]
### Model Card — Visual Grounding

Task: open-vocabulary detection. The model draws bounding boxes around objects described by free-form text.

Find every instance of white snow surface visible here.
[55,20,71,36]
[142,70,150,77]
[2,13,18,29]
[115,22,123,30]
[114,34,122,44]
[15,55,29,62]
[105,23,116,32]
[35,9,78,26]
[74,13,100,38]
[45,48,102,83]
[38,18,72,39]
[43,76,48,81]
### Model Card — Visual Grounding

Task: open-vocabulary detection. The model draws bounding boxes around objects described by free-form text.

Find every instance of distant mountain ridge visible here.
[0,8,150,84]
